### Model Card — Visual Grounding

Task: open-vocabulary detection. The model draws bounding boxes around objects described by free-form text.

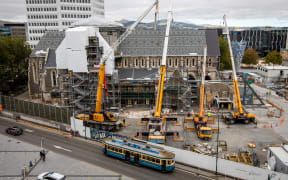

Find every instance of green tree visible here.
[242,48,259,65]
[265,50,282,65]
[0,36,31,94]
[219,36,232,70]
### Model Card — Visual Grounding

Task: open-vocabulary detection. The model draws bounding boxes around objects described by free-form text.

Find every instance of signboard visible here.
[90,129,130,141]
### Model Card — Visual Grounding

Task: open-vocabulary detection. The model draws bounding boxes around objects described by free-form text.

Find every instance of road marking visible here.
[25,129,34,133]
[53,145,72,152]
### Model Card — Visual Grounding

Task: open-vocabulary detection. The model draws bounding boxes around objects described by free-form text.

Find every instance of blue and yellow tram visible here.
[103,137,175,172]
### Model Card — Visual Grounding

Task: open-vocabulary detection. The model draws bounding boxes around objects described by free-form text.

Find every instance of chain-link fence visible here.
[0,95,73,125]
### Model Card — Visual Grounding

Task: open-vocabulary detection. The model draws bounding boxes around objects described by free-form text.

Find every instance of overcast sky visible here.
[1,0,288,27]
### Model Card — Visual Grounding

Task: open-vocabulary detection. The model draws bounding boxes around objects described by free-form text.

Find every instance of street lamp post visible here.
[215,106,220,175]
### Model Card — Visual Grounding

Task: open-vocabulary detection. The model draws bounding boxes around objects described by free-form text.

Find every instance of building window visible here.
[135,59,138,67]
[52,71,57,87]
[32,62,38,83]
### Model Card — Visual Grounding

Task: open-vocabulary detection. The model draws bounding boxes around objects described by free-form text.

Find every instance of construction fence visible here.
[0,95,73,125]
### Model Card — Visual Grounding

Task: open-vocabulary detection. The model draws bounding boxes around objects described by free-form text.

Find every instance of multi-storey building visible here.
[215,27,288,57]
[0,21,26,39]
[25,0,105,48]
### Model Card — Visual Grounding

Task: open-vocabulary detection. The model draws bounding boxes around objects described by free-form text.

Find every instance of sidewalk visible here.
[0,133,132,180]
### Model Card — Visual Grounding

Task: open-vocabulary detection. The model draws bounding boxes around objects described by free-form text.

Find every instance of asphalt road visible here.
[0,116,200,180]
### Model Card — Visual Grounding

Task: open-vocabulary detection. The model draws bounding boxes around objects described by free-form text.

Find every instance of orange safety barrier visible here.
[0,104,2,111]
[280,116,286,126]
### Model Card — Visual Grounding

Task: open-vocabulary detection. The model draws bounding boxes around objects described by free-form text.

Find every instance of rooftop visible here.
[259,65,288,70]
[118,29,220,57]
[118,68,158,80]
[31,31,65,56]
[269,146,288,166]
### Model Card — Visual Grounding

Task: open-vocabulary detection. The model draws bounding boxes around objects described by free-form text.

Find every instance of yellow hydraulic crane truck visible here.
[77,0,159,131]
[143,0,173,144]
[223,15,255,124]
[193,46,212,139]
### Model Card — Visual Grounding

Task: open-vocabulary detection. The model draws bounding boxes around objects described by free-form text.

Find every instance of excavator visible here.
[144,0,173,144]
[223,15,255,124]
[76,0,159,131]
[193,46,212,139]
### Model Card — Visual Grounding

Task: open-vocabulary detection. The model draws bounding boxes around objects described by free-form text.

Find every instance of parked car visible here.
[37,172,66,180]
[6,127,23,136]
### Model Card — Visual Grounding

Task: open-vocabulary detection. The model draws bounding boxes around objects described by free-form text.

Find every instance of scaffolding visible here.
[69,36,120,115]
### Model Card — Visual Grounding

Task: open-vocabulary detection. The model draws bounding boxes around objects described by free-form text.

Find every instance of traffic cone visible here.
[271,124,273,128]
[263,125,266,128]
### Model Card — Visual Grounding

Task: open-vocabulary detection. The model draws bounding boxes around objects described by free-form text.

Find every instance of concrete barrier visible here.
[149,143,288,180]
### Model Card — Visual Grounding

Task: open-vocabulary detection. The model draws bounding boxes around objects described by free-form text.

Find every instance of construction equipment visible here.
[193,46,212,139]
[143,0,173,144]
[76,0,159,131]
[222,15,255,124]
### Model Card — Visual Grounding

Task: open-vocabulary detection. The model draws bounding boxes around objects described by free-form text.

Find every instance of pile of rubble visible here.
[189,143,220,155]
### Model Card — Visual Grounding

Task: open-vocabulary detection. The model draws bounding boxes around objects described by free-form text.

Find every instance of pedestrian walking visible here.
[40,150,43,160]
[42,149,46,161]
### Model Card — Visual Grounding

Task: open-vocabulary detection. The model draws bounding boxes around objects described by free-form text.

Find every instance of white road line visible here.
[53,145,72,152]
[25,129,34,133]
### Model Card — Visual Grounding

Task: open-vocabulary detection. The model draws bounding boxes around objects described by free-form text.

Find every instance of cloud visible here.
[0,0,288,26]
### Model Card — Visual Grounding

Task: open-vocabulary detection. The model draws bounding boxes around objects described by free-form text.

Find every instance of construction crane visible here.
[193,46,212,139]
[223,15,255,124]
[77,0,159,131]
[145,0,173,144]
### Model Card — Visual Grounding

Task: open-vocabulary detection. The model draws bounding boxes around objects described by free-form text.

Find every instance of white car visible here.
[37,172,66,180]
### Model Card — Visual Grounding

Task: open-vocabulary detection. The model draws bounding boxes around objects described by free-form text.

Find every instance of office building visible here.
[25,0,105,48]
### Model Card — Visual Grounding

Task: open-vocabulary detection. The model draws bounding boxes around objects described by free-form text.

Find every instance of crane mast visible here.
[95,0,160,114]
[154,0,173,118]
[199,45,207,119]
[223,15,244,115]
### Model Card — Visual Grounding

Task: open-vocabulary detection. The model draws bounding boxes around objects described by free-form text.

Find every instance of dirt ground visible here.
[117,106,287,168]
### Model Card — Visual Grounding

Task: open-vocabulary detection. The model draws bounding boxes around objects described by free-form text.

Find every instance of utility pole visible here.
[216,106,220,175]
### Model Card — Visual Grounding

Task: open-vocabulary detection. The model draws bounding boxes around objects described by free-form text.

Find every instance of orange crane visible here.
[223,15,255,124]
[193,46,212,139]
[77,0,159,131]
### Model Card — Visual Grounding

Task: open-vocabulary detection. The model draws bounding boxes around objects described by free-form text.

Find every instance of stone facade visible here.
[117,55,219,80]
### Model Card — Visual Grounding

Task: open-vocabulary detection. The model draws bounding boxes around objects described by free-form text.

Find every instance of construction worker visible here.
[207,112,211,120]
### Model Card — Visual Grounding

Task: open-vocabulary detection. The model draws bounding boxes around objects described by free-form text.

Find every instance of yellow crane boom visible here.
[223,15,255,124]
[154,0,173,118]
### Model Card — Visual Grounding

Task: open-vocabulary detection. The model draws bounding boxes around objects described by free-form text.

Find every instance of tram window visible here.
[168,160,171,165]
[156,159,160,164]
[131,152,134,156]
[142,155,146,160]
[111,146,114,151]
[119,149,122,153]
[115,147,118,152]
[152,158,156,163]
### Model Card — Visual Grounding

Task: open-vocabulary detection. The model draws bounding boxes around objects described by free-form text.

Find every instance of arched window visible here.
[142,59,144,67]
[135,59,138,67]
